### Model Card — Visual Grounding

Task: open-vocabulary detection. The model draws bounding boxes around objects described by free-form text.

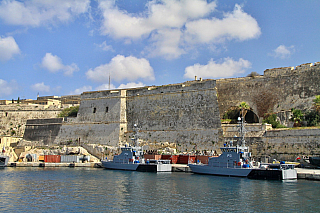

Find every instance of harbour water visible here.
[1,167,320,212]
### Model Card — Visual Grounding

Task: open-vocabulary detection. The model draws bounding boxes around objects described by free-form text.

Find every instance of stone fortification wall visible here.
[23,119,122,147]
[216,62,320,121]
[54,123,121,146]
[125,80,223,152]
[45,89,128,147]
[77,90,126,123]
[14,61,320,160]
[23,118,63,145]
[258,128,320,161]
[224,127,320,161]
[0,104,62,137]
[221,123,271,137]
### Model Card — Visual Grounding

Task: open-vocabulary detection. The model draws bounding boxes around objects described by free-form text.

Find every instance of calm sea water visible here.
[0,167,319,212]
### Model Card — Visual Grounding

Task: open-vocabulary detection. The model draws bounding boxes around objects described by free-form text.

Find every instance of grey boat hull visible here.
[101,161,140,171]
[188,164,252,177]
[101,161,172,172]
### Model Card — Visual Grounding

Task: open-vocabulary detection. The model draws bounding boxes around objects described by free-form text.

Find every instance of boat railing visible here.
[210,161,251,169]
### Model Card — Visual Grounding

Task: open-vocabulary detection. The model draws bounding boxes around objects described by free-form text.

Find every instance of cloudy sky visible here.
[0,0,319,100]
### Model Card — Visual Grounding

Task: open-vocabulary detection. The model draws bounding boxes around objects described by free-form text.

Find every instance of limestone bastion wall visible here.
[28,80,223,151]
[50,90,127,147]
[125,80,223,152]
[0,104,62,137]
[223,124,320,161]
[260,128,320,161]
[216,62,320,121]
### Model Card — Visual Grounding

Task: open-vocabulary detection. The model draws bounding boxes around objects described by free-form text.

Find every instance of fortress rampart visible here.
[5,61,320,160]
[0,104,62,137]
[216,62,320,120]
[125,80,222,152]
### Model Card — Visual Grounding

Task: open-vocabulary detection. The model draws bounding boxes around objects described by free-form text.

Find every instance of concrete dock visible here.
[172,164,192,172]
[296,168,320,180]
[9,162,101,168]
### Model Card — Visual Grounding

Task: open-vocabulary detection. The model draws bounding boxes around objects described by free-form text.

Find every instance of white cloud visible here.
[0,36,20,62]
[41,53,79,76]
[95,83,116,91]
[70,86,92,95]
[99,0,217,58]
[95,82,145,91]
[98,1,260,59]
[184,4,261,44]
[96,41,114,52]
[99,1,153,39]
[86,55,155,83]
[184,57,252,79]
[271,45,295,59]
[0,79,18,97]
[148,28,185,60]
[99,0,216,39]
[31,82,50,92]
[118,82,145,89]
[0,0,90,27]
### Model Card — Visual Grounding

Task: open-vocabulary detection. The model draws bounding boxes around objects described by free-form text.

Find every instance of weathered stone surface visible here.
[0,105,62,137]
[23,118,63,145]
[4,62,320,160]
[216,62,320,120]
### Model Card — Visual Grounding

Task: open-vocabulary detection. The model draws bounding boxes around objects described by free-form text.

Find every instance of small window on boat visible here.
[93,107,96,113]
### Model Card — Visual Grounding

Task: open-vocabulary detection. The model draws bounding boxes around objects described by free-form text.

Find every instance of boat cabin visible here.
[113,146,144,164]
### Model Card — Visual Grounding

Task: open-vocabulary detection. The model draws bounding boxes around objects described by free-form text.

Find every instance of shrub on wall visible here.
[58,106,79,117]
[305,110,320,127]
[263,113,287,128]
[290,108,304,127]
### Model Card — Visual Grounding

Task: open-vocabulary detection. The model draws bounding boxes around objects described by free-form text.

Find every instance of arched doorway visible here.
[223,107,259,123]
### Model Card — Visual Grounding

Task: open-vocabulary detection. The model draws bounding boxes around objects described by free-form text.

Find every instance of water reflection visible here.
[0,167,320,212]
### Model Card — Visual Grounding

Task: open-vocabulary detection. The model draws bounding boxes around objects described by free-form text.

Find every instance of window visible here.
[106,107,109,113]
[93,107,96,113]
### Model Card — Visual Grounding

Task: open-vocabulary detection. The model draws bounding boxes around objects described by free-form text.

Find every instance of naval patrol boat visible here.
[188,116,253,177]
[101,124,172,172]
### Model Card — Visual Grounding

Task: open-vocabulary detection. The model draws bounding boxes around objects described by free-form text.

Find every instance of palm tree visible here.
[239,102,250,119]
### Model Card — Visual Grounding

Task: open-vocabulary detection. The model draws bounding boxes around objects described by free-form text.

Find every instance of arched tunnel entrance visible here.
[222,107,259,124]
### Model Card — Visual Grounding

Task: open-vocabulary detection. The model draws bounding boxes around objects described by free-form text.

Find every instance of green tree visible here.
[246,72,260,78]
[305,110,320,127]
[58,106,79,117]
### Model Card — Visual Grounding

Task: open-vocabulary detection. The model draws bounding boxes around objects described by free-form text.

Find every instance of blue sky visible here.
[1,0,320,100]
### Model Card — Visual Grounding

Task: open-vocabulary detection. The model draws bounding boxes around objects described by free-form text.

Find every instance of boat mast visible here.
[132,123,139,147]
[237,113,247,147]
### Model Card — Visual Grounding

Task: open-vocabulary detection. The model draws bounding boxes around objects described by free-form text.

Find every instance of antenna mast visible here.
[108,72,111,90]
